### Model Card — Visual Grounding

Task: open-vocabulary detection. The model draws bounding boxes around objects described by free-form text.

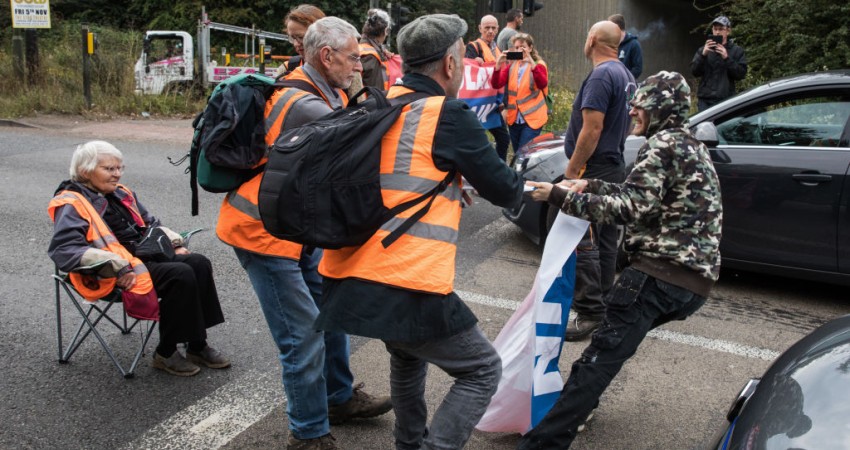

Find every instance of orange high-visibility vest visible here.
[319,86,463,295]
[216,67,348,259]
[48,187,155,301]
[505,61,548,129]
[471,38,501,62]
[359,42,389,91]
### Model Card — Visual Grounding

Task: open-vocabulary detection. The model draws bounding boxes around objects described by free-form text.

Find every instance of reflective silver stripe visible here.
[507,89,518,96]
[226,191,261,220]
[381,174,461,201]
[90,237,108,249]
[517,93,539,105]
[523,98,546,115]
[380,217,458,244]
[393,99,428,173]
[132,264,150,275]
[264,88,304,134]
[506,104,517,110]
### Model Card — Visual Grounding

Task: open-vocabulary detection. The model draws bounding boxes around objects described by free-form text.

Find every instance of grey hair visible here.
[404,39,463,76]
[70,140,123,182]
[304,17,361,63]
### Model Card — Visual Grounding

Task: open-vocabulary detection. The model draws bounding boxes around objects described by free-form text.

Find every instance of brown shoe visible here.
[328,382,393,425]
[564,316,602,342]
[186,346,231,369]
[286,433,338,450]
[152,351,200,377]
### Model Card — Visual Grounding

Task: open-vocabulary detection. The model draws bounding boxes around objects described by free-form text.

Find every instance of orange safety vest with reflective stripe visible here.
[505,61,548,129]
[359,42,389,91]
[216,67,348,259]
[471,38,502,62]
[319,86,463,295]
[47,187,155,301]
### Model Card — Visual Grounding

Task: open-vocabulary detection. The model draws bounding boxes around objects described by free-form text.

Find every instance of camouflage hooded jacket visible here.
[552,71,722,293]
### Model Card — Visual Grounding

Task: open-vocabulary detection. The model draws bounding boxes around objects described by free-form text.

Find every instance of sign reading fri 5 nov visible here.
[11,0,51,29]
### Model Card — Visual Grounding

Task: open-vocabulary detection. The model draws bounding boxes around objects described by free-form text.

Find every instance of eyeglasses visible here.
[288,34,304,44]
[99,165,126,174]
[330,47,362,64]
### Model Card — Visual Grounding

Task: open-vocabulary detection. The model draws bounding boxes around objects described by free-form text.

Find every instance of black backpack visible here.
[258,86,455,249]
[183,73,320,216]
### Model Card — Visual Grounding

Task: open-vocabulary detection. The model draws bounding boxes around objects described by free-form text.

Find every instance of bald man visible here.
[561,21,637,344]
[517,25,636,449]
[465,14,511,162]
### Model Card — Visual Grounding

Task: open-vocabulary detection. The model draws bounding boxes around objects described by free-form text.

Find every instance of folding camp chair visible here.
[52,228,205,379]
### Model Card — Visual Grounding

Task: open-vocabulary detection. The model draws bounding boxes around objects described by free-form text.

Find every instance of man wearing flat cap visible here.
[317,13,524,450]
[691,15,747,111]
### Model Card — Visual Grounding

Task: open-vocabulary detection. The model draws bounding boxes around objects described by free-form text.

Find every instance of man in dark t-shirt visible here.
[562,20,636,341]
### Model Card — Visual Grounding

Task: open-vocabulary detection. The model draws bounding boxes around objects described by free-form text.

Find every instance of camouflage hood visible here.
[631,71,691,137]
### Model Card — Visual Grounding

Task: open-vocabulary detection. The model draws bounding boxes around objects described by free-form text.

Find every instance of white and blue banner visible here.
[477,212,589,434]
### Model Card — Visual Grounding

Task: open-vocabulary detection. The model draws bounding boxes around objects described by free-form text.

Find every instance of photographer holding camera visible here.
[690,15,747,111]
[491,32,549,155]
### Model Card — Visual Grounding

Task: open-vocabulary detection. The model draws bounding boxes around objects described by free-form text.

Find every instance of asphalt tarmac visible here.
[1,116,848,450]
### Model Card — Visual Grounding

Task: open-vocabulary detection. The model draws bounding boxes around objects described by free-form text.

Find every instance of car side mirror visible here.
[693,122,720,147]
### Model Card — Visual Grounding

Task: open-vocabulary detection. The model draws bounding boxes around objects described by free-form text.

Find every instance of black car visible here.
[708,314,850,450]
[503,70,850,285]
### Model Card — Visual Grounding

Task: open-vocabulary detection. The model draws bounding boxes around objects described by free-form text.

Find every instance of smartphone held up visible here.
[506,51,523,60]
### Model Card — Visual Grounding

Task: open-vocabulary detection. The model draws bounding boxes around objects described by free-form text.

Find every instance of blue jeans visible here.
[509,122,542,156]
[234,247,354,439]
[517,268,707,449]
[385,325,501,450]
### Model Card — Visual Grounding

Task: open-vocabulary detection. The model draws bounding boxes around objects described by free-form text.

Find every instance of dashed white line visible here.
[457,289,780,361]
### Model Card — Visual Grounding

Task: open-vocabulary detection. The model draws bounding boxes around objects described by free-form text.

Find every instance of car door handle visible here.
[792,173,831,185]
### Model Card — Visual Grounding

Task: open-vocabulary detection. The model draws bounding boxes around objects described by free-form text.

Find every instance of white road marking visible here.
[122,370,281,450]
[457,289,780,361]
[128,289,778,449]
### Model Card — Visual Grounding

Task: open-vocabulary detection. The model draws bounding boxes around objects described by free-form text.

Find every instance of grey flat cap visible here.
[397,14,468,67]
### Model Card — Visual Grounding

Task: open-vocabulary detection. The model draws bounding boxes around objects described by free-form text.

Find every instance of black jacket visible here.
[690,40,747,102]
[315,73,524,342]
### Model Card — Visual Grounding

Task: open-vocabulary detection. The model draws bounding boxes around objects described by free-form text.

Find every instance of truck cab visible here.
[134,31,194,95]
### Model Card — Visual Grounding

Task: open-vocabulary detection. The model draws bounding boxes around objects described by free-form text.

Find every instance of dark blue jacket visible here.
[618,33,643,79]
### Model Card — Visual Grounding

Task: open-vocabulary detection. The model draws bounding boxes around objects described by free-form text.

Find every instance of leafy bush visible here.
[723,0,850,88]
[544,84,575,133]
[0,22,205,118]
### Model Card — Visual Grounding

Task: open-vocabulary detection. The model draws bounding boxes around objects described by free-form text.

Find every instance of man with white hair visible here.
[316,14,524,450]
[216,17,391,450]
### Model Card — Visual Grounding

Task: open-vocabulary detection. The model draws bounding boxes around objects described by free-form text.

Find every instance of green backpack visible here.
[187,73,275,215]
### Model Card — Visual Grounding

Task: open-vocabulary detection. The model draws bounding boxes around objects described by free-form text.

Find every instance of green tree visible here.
[716,0,850,86]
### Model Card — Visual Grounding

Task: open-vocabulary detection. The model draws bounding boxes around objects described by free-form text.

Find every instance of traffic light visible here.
[392,3,412,30]
[522,0,543,17]
[490,0,511,13]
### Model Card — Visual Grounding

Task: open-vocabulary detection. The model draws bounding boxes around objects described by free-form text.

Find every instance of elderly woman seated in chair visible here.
[47,140,229,377]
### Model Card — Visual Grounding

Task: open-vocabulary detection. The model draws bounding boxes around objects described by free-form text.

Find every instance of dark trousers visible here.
[572,161,626,319]
[517,268,707,450]
[145,253,225,347]
[488,123,511,162]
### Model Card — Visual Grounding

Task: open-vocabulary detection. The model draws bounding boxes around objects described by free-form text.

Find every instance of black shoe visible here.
[565,316,601,342]
[287,433,338,450]
[328,382,393,425]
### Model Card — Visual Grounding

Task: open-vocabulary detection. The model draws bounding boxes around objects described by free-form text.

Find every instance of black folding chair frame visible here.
[53,272,157,379]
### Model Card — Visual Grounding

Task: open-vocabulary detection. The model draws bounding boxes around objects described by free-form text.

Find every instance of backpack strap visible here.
[273,79,322,98]
[381,169,456,248]
[379,92,455,248]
